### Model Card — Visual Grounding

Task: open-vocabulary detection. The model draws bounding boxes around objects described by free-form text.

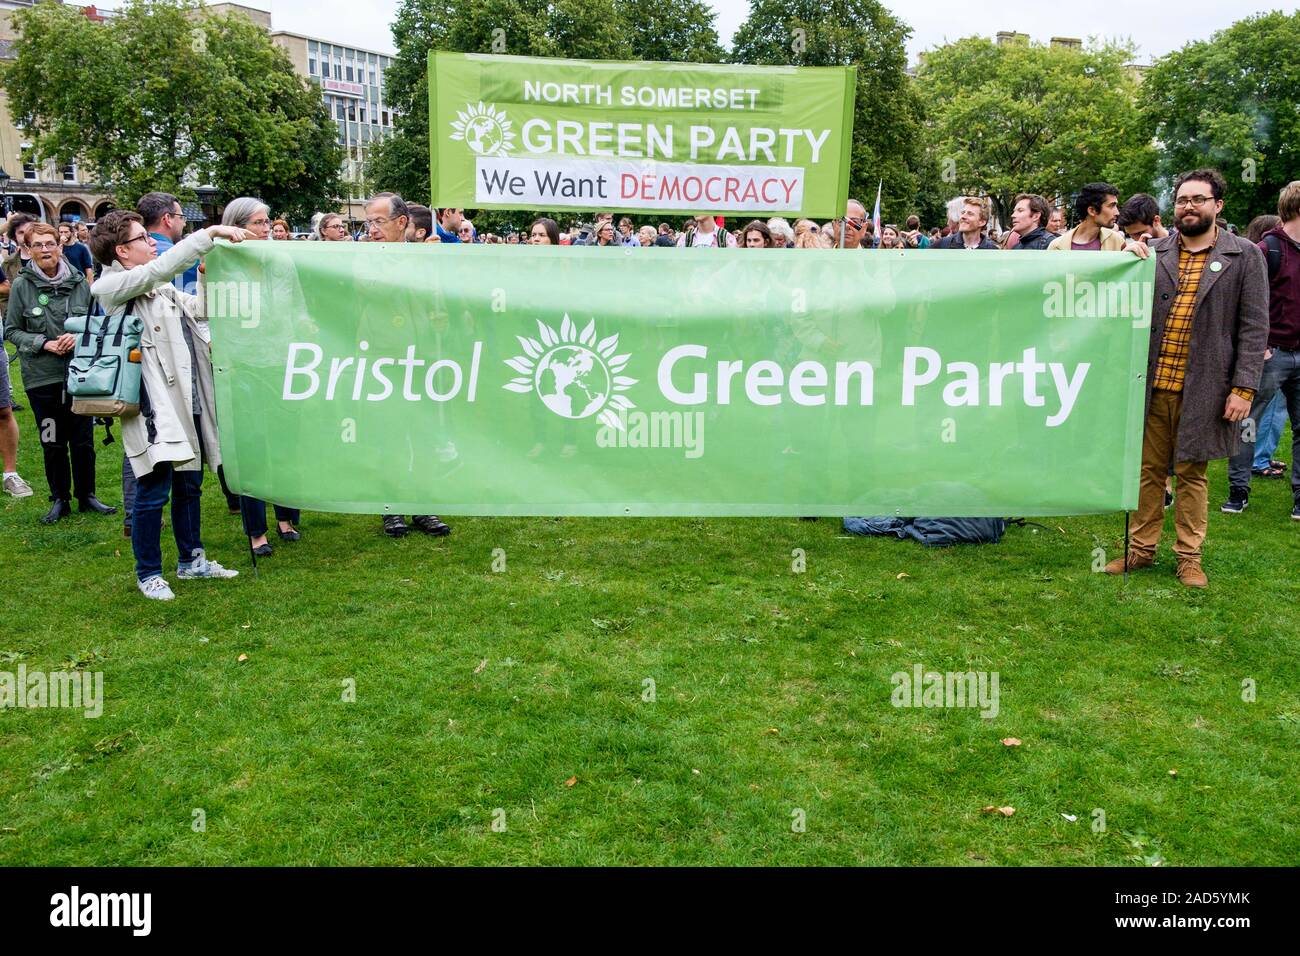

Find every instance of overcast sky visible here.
[101,1,1300,64]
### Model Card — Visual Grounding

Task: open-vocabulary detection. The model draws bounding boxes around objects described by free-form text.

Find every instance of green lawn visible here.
[1,362,1297,865]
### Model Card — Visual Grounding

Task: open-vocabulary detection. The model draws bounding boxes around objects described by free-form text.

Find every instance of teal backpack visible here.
[64,303,144,417]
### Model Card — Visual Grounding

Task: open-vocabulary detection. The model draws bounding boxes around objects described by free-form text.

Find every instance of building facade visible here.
[1,1,396,227]
[212,3,398,225]
[0,1,115,223]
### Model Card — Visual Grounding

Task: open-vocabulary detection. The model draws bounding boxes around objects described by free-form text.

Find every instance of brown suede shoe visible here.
[1176,559,1208,588]
[1104,552,1154,575]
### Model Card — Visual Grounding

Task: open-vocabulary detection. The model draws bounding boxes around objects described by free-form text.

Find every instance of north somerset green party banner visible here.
[205,243,1153,518]
[427,52,856,217]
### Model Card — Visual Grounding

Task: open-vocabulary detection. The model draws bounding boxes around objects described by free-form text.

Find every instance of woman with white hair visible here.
[220,197,303,557]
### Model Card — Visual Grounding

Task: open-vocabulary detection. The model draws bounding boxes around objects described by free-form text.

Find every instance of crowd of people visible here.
[1,168,1296,598]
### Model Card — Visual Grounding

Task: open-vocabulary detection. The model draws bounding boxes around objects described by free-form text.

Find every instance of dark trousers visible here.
[217,464,240,512]
[1227,348,1300,495]
[25,382,94,502]
[240,497,300,538]
[131,462,203,581]
[121,455,137,525]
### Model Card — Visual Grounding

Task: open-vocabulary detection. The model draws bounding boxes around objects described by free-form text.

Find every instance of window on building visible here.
[336,101,346,120]
[369,69,376,85]
[334,63,341,79]
[347,102,356,121]
[346,65,353,81]
[22,155,38,181]
[309,58,316,74]
[381,111,389,127]
[359,106,366,123]
[62,162,77,183]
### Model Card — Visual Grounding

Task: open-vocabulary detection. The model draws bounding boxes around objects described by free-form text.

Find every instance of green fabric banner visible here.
[206,244,1153,517]
[427,52,856,218]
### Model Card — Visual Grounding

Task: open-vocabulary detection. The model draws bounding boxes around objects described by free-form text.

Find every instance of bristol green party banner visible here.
[428,52,856,217]
[205,243,1153,517]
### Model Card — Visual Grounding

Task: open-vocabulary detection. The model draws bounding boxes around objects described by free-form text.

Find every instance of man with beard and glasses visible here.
[1105,168,1269,588]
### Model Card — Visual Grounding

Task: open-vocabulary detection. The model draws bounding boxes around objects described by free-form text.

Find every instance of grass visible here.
[1,364,1297,865]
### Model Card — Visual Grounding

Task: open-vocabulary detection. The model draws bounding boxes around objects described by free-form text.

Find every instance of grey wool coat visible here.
[1146,228,1269,462]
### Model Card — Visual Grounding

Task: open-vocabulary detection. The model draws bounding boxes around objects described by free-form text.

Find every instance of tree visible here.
[730,0,923,225]
[914,37,1154,227]
[369,0,722,209]
[1141,11,1300,226]
[622,0,724,63]
[3,0,343,222]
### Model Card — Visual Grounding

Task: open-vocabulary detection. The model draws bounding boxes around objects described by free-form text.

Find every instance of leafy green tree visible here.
[1140,11,1300,225]
[3,0,343,222]
[369,0,722,209]
[730,0,923,225]
[622,0,724,63]
[915,37,1153,227]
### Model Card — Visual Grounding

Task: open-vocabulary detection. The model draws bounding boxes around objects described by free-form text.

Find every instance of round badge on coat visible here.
[37,293,49,305]
[1210,261,1223,272]
[31,306,42,316]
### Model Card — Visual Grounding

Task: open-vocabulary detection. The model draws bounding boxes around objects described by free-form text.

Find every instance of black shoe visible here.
[78,495,118,515]
[1220,487,1249,514]
[411,514,451,536]
[227,499,241,515]
[277,528,300,541]
[251,542,273,557]
[383,514,409,537]
[41,499,72,524]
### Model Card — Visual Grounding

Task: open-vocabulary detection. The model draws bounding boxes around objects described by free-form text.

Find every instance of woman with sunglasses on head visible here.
[90,209,255,600]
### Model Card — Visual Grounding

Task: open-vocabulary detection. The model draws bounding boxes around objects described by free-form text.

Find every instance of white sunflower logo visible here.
[504,315,637,431]
[449,101,516,157]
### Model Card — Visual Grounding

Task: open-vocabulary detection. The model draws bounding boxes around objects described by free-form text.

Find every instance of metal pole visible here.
[1123,511,1130,583]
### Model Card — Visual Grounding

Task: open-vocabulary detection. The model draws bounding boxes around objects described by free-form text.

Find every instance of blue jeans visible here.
[1252,391,1288,469]
[1228,349,1300,494]
[131,463,204,581]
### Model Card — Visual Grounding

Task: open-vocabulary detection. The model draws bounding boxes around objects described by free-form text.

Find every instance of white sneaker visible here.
[177,557,239,580]
[3,474,34,497]
[138,575,176,601]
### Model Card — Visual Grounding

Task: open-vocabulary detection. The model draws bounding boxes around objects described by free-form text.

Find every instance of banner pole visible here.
[1123,511,1130,583]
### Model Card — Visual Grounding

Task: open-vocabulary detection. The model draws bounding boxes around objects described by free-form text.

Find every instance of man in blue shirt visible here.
[137,192,199,292]
[435,208,464,243]
[57,222,95,284]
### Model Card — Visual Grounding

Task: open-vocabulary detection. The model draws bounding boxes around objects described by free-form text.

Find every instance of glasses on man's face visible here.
[366,216,395,228]
[846,218,865,230]
[325,222,346,230]
[1174,195,1214,209]
[247,217,271,228]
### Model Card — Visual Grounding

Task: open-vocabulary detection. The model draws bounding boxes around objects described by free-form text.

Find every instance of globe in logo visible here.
[449,102,516,157]
[503,315,636,431]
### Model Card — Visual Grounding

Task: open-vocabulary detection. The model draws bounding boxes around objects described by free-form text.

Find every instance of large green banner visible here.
[206,244,1153,517]
[428,52,856,218]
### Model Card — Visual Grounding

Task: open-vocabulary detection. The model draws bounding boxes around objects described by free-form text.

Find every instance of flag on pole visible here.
[871,180,882,239]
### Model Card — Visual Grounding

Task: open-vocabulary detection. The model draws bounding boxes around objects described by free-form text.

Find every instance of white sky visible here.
[96,0,1300,64]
